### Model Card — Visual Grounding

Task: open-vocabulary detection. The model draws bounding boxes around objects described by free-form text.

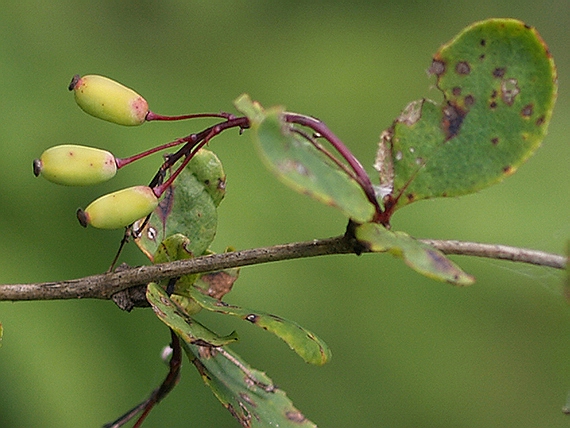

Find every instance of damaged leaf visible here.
[189,286,331,365]
[183,342,317,428]
[355,222,475,286]
[194,265,240,301]
[378,19,557,211]
[146,282,238,347]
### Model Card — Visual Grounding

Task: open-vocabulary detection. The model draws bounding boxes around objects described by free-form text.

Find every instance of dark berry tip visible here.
[32,159,42,177]
[76,208,89,227]
[68,74,81,91]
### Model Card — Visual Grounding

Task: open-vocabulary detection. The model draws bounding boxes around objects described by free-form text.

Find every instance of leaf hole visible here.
[501,78,520,106]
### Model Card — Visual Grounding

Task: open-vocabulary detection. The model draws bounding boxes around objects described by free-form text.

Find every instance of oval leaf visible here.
[135,149,225,261]
[377,19,557,210]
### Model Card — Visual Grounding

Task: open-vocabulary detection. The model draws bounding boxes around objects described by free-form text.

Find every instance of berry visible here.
[69,74,148,126]
[77,186,159,229]
[33,145,117,186]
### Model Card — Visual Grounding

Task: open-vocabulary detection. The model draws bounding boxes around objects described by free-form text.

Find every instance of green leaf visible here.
[135,149,225,261]
[146,282,238,347]
[355,222,475,286]
[236,95,375,223]
[182,341,317,428]
[377,19,557,210]
[151,234,200,294]
[189,286,331,365]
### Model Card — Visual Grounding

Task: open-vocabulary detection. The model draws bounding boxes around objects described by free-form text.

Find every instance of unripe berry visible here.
[69,74,148,126]
[33,145,117,186]
[77,186,159,229]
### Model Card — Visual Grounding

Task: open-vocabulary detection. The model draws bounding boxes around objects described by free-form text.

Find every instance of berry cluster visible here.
[34,74,383,235]
[33,75,245,230]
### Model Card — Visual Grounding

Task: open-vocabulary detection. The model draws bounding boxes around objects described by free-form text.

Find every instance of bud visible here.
[77,185,159,229]
[33,145,117,186]
[69,74,148,126]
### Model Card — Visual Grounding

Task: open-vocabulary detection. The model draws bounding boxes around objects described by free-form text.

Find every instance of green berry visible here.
[69,74,148,126]
[77,185,159,229]
[33,145,117,186]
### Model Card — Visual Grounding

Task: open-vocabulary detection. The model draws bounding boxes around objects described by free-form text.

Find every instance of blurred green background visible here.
[1,1,569,427]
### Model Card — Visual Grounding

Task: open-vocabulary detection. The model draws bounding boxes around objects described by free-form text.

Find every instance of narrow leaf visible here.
[236,95,375,223]
[189,286,331,365]
[182,341,317,428]
[355,222,475,286]
[146,282,238,347]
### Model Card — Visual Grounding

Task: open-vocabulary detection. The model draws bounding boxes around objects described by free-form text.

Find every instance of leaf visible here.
[151,233,200,294]
[135,149,225,261]
[189,286,331,365]
[146,282,238,347]
[377,19,557,210]
[355,222,475,286]
[194,262,240,301]
[236,95,375,223]
[182,341,317,428]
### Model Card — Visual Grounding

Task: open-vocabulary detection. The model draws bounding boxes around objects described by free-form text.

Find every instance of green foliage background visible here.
[1,2,569,427]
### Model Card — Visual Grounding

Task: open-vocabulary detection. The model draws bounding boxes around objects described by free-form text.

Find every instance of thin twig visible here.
[0,237,565,303]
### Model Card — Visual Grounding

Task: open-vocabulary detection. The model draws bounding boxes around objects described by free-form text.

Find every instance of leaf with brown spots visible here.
[183,342,317,428]
[189,286,332,365]
[146,282,238,347]
[377,19,557,211]
[355,222,475,286]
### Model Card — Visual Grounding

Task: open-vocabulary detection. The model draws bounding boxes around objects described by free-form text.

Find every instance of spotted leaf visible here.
[355,222,474,286]
[377,19,557,210]
[146,282,238,347]
[183,342,317,428]
[189,286,331,365]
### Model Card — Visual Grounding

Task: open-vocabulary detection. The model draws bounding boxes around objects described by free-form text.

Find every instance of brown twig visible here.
[0,236,565,303]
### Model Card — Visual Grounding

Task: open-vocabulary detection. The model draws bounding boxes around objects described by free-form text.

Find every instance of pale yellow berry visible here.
[34,145,117,186]
[77,186,159,229]
[69,74,148,126]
